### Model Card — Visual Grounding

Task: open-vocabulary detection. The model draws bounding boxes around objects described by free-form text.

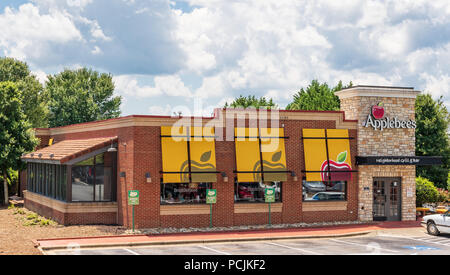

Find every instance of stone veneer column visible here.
[336,86,420,221]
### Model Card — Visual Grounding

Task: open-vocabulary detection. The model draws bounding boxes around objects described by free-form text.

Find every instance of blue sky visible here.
[1,0,449,116]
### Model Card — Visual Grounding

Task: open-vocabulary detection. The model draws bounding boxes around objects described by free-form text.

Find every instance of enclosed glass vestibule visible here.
[27,151,117,202]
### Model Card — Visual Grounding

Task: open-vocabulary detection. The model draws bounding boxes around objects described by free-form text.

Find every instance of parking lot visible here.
[47,232,450,255]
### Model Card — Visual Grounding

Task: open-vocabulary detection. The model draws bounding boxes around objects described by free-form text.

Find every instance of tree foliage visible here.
[416,177,440,206]
[224,95,278,109]
[415,94,450,189]
[45,68,122,127]
[286,80,352,111]
[0,82,38,201]
[0,57,48,128]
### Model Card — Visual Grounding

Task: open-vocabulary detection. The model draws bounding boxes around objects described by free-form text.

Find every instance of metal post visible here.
[269,202,271,226]
[209,203,212,228]
[132,205,135,233]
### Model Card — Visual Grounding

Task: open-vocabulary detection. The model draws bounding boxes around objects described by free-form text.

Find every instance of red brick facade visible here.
[22,110,361,228]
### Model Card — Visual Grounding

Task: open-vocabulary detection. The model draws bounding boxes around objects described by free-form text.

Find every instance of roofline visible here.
[339,85,416,91]
[34,108,357,132]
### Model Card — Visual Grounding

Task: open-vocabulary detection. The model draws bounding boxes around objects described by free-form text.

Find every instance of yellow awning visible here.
[235,128,261,182]
[302,129,353,182]
[303,129,327,181]
[161,126,217,183]
[260,128,287,182]
[161,126,189,183]
[189,127,217,183]
[235,128,288,182]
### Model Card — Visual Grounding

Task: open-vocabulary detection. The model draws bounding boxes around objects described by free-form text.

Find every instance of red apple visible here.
[320,160,352,182]
[371,103,384,119]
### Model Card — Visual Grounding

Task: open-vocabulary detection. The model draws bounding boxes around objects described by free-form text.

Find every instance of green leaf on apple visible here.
[337,151,347,163]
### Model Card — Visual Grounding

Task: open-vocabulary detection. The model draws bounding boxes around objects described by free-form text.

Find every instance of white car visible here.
[422,210,450,236]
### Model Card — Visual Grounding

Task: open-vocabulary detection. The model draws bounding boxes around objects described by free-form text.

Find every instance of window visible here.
[235,181,282,203]
[302,179,346,201]
[160,182,212,205]
[71,153,116,202]
[27,163,67,201]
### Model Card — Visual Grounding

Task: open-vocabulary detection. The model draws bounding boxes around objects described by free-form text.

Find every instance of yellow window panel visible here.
[161,126,189,183]
[260,128,287,182]
[302,129,327,182]
[326,129,353,182]
[190,127,217,182]
[235,128,261,182]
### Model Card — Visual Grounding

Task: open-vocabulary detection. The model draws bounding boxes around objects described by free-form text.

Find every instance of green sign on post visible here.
[265,188,275,203]
[128,190,139,232]
[206,189,217,204]
[265,188,275,226]
[206,189,216,228]
[128,190,140,205]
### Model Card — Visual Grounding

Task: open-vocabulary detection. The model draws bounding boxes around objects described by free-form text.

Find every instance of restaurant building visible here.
[19,86,441,228]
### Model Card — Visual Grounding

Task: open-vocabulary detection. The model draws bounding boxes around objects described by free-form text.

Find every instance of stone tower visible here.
[336,86,420,221]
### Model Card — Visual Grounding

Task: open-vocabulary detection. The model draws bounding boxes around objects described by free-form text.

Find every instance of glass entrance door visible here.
[373,178,401,221]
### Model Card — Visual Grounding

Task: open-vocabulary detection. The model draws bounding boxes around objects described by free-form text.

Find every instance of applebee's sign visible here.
[363,103,416,131]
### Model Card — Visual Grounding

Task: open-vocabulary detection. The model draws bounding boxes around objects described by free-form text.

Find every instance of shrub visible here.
[416,177,440,206]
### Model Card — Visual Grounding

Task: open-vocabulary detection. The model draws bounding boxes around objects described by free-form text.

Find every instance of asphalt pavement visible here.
[47,231,450,255]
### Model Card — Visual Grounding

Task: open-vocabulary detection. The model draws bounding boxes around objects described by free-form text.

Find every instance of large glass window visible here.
[27,151,115,202]
[160,182,212,205]
[71,153,116,202]
[302,179,346,201]
[235,181,282,203]
[27,163,67,201]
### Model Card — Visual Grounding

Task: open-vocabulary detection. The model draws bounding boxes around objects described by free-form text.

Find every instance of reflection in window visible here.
[71,153,116,202]
[235,181,282,203]
[160,182,212,204]
[302,179,346,201]
[27,163,67,201]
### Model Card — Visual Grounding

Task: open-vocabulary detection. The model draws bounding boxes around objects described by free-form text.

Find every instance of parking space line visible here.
[331,239,399,253]
[198,245,232,255]
[265,242,322,255]
[124,248,140,255]
[379,234,450,247]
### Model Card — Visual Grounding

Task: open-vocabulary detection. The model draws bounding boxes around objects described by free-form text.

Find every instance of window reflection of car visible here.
[238,186,254,199]
[306,192,345,201]
[330,182,345,192]
[303,181,326,193]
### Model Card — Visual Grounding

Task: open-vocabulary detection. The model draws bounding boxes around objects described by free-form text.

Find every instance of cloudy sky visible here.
[1,0,449,116]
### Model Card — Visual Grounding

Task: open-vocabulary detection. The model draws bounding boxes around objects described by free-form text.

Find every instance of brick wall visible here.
[24,113,360,228]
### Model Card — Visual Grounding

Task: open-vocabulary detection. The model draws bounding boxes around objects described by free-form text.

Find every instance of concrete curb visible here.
[39,230,374,253]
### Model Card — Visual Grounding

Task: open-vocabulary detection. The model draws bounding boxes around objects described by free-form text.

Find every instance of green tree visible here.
[0,57,49,128]
[224,95,278,109]
[286,80,352,111]
[416,177,440,206]
[0,82,38,204]
[415,94,450,189]
[45,68,122,127]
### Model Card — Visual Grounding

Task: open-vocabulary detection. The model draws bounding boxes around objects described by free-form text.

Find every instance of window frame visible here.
[301,177,348,202]
[160,181,213,205]
[234,178,283,204]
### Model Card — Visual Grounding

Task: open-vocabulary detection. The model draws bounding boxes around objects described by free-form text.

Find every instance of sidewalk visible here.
[34,221,422,252]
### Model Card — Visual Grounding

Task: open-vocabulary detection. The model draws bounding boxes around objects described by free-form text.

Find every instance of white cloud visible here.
[114,74,192,98]
[0,4,82,60]
[2,0,450,116]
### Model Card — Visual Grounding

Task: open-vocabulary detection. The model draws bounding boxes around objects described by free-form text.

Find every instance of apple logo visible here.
[320,151,352,182]
[371,102,384,119]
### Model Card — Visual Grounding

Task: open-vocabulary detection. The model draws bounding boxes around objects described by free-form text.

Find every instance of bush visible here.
[416,177,440,206]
